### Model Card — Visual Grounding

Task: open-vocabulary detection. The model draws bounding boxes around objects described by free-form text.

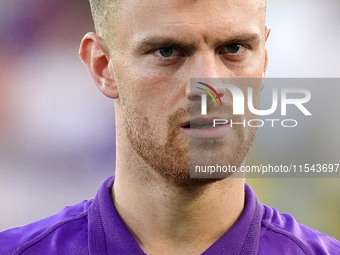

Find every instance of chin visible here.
[162,170,230,188]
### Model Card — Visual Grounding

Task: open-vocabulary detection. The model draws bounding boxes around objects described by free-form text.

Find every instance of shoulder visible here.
[0,200,92,255]
[259,205,340,255]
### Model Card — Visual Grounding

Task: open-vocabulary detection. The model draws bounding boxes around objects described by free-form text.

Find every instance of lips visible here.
[180,117,221,129]
[180,117,230,139]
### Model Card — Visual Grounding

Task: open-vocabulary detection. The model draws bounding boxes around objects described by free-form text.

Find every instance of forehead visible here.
[112,0,266,47]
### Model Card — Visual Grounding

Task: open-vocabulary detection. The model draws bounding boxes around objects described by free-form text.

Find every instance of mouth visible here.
[180,117,230,139]
[181,119,216,129]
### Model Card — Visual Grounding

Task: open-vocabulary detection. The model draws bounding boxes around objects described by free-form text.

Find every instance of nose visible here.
[185,53,226,102]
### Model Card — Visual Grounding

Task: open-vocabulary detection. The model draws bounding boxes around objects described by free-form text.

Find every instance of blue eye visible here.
[158,47,174,57]
[221,44,248,55]
[227,44,240,53]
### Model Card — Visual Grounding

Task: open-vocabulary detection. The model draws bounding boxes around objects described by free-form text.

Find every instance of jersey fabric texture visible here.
[1,176,339,255]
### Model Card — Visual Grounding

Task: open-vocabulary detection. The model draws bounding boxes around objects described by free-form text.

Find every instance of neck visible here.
[113,127,245,255]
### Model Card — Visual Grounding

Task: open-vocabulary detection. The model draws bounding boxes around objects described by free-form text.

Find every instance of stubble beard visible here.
[120,99,258,187]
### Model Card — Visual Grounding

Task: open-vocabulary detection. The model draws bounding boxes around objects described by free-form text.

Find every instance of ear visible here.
[79,32,119,99]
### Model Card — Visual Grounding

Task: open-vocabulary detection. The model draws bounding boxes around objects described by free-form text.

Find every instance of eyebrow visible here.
[134,33,261,54]
[134,37,197,55]
[218,33,261,45]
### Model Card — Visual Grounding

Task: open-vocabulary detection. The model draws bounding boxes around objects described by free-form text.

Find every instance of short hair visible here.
[88,0,117,43]
[88,0,266,44]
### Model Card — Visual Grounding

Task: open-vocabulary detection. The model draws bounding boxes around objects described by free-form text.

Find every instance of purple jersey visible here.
[1,177,339,254]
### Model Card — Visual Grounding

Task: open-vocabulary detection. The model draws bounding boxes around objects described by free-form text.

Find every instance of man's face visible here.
[109,0,268,185]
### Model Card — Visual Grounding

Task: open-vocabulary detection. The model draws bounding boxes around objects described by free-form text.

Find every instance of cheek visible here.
[234,59,266,78]
[231,46,267,78]
[115,57,168,101]
[115,57,185,113]
[113,57,185,139]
